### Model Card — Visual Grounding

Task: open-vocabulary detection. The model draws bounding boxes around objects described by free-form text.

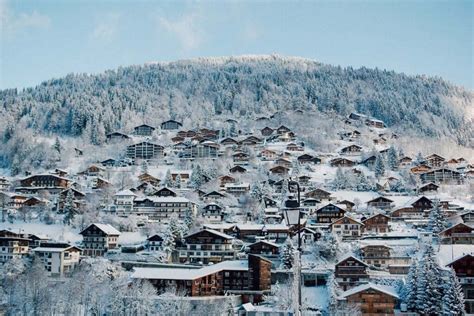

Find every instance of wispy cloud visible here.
[158,11,204,51]
[91,12,121,42]
[0,0,51,35]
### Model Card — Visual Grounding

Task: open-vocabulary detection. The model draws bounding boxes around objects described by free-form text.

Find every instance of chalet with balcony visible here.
[439,223,474,244]
[127,142,164,160]
[225,183,250,196]
[180,143,219,159]
[330,158,356,168]
[339,283,399,315]
[260,149,278,160]
[161,120,182,130]
[399,156,413,167]
[233,152,250,165]
[138,173,161,186]
[146,234,163,251]
[425,154,446,168]
[340,144,363,155]
[132,254,271,303]
[17,174,71,194]
[230,165,247,173]
[179,229,236,264]
[133,124,155,136]
[80,223,120,256]
[360,245,391,268]
[269,165,289,176]
[248,240,280,258]
[235,224,289,243]
[417,182,439,194]
[261,127,274,137]
[420,168,463,184]
[297,154,321,165]
[330,216,364,240]
[202,204,225,223]
[305,188,332,201]
[221,137,239,146]
[0,236,30,264]
[335,255,369,290]
[106,131,129,142]
[362,213,390,234]
[133,196,195,222]
[367,196,394,210]
[315,203,346,223]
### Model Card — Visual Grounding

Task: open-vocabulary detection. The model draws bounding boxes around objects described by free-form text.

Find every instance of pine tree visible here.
[162,227,175,262]
[189,165,203,189]
[333,167,348,190]
[416,245,443,315]
[355,173,373,191]
[63,189,76,225]
[183,208,194,232]
[428,200,448,236]
[53,136,61,154]
[403,259,419,312]
[387,146,399,170]
[415,152,425,165]
[164,170,173,187]
[280,239,295,270]
[374,154,385,178]
[141,160,148,174]
[174,174,182,189]
[442,268,465,316]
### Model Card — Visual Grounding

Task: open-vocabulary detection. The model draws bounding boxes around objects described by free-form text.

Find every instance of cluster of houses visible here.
[0,113,473,315]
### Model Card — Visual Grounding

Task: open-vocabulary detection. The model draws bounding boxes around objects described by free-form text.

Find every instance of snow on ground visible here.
[0,221,82,244]
[302,286,328,310]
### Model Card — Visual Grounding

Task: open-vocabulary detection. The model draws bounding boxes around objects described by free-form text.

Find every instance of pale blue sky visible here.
[1,0,472,89]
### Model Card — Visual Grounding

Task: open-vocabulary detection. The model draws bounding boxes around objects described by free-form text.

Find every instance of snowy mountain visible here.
[1,55,473,147]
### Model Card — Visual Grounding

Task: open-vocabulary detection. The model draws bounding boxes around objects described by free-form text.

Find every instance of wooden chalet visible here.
[132,255,272,303]
[420,168,463,184]
[260,127,274,137]
[269,165,289,176]
[161,120,182,130]
[425,154,446,168]
[315,203,345,223]
[362,213,390,234]
[366,196,394,210]
[179,229,235,264]
[127,142,164,160]
[248,240,280,257]
[335,256,369,290]
[439,223,474,244]
[340,144,363,155]
[229,165,247,173]
[330,158,355,167]
[133,124,155,136]
[305,188,332,201]
[297,154,321,165]
[106,131,129,142]
[80,223,120,256]
[339,283,399,315]
[330,216,364,240]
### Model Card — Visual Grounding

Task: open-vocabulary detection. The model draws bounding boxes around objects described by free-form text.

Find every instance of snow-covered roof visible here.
[115,189,137,196]
[184,229,234,240]
[132,260,248,280]
[134,196,190,203]
[85,223,121,235]
[33,245,81,252]
[339,283,399,299]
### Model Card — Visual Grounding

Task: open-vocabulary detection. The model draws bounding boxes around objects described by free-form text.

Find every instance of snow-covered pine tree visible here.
[63,189,76,225]
[355,172,373,191]
[403,259,419,312]
[164,170,173,187]
[374,154,386,178]
[162,227,176,262]
[442,268,465,316]
[174,174,182,189]
[416,245,443,314]
[53,136,61,154]
[327,271,342,314]
[141,160,148,174]
[428,200,448,236]
[280,239,295,270]
[387,146,399,170]
[333,167,348,190]
[415,152,425,165]
[189,165,203,189]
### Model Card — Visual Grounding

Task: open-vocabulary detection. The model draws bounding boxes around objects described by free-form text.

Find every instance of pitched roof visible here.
[81,223,121,236]
[340,283,399,299]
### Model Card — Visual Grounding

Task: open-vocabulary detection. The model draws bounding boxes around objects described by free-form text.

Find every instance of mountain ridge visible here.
[1,55,472,147]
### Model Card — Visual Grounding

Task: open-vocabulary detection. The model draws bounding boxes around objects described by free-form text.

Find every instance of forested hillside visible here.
[0,55,472,168]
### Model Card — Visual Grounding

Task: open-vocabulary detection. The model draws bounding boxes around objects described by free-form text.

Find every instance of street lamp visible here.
[283,180,302,315]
